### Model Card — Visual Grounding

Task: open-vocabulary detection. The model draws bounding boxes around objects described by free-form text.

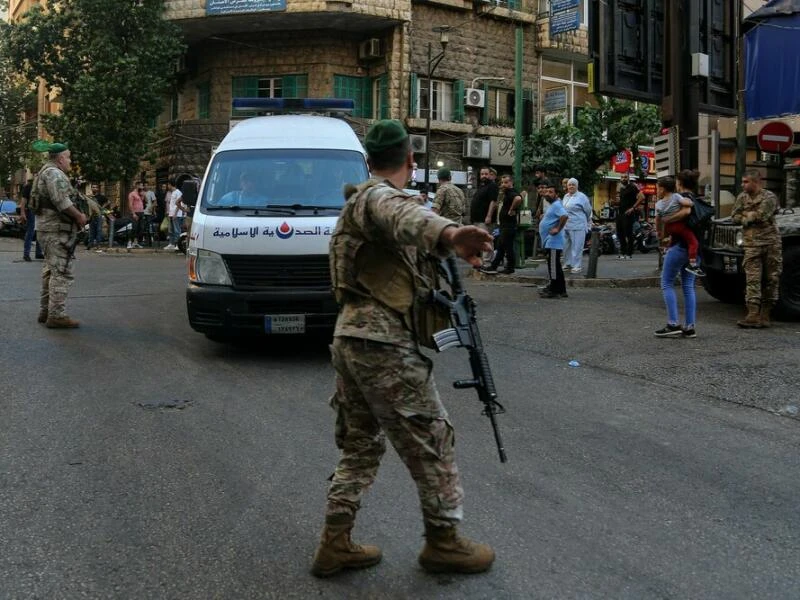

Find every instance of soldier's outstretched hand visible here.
[441,225,493,267]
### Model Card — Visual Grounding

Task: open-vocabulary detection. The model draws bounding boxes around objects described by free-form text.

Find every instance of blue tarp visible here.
[744,1,800,119]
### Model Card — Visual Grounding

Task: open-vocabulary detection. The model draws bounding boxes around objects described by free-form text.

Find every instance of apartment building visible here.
[151,0,591,186]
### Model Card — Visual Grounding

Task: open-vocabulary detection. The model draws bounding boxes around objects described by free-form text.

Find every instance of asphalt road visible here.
[1,239,799,599]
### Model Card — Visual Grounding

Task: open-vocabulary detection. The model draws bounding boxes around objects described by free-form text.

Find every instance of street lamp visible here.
[423,26,451,189]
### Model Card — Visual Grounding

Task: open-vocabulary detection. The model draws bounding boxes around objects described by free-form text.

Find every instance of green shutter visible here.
[410,73,418,118]
[481,83,490,126]
[362,78,373,119]
[379,74,389,119]
[283,74,308,98]
[452,79,465,123]
[334,75,370,118]
[232,76,258,98]
[197,81,210,120]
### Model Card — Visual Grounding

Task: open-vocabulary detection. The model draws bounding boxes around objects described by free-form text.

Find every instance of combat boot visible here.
[418,524,495,574]
[737,303,762,329]
[310,513,382,578]
[760,301,774,328]
[45,316,80,329]
[37,309,48,324]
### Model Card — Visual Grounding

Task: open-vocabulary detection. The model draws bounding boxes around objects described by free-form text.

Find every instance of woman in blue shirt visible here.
[561,178,593,274]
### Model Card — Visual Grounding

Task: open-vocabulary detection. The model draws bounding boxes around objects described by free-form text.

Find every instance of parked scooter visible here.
[584,222,617,255]
[633,220,660,254]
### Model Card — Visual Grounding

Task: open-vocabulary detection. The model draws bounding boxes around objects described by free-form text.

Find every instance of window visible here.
[197,81,210,120]
[231,75,307,115]
[334,75,370,118]
[417,78,453,121]
[200,149,369,210]
[538,57,595,126]
[537,0,588,23]
[485,88,516,125]
[171,92,179,121]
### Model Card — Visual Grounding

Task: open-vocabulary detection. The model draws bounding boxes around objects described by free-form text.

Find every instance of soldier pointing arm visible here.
[312,119,495,578]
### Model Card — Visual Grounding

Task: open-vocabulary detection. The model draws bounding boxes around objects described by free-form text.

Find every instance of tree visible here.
[5,0,184,182]
[0,15,37,193]
[522,97,662,194]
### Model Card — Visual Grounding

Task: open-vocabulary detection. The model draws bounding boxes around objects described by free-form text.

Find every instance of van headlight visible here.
[735,230,744,247]
[188,249,232,285]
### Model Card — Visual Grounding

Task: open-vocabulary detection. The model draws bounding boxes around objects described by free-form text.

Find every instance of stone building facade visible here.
[146,0,591,188]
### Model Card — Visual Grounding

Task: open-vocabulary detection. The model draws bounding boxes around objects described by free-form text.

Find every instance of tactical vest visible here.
[28,165,60,214]
[330,179,450,348]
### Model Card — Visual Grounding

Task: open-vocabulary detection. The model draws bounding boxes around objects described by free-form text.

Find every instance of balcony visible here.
[165,0,410,43]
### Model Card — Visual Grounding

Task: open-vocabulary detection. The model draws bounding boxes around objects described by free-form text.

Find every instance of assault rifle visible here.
[431,255,507,463]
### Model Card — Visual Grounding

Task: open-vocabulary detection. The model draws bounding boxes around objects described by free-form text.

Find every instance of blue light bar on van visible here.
[231,98,355,112]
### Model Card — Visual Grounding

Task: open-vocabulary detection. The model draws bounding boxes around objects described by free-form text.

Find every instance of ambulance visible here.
[186,99,368,341]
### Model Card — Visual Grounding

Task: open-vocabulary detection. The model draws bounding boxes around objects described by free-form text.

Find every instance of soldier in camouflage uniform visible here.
[731,169,783,328]
[432,167,466,224]
[31,143,88,329]
[311,120,494,578]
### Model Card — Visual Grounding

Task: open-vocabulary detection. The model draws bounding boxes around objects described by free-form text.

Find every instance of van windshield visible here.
[201,148,368,211]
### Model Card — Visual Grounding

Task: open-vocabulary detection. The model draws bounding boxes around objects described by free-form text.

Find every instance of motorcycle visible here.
[584,222,617,256]
[633,220,660,254]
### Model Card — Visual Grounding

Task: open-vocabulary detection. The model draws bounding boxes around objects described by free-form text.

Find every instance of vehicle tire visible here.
[637,239,651,254]
[775,245,800,321]
[701,269,744,304]
[177,236,188,254]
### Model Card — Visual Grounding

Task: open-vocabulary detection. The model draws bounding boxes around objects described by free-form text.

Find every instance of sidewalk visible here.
[470,251,663,288]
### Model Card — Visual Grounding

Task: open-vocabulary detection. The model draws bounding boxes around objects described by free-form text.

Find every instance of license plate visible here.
[264,314,306,334]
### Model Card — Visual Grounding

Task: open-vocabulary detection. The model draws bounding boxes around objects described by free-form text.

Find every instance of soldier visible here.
[431,167,466,224]
[311,120,494,578]
[31,141,88,328]
[731,169,783,328]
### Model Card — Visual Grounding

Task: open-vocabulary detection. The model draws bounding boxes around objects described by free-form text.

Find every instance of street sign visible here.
[653,126,680,177]
[757,121,794,154]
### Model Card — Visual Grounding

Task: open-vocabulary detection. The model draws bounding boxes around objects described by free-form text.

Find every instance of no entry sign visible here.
[757,121,794,153]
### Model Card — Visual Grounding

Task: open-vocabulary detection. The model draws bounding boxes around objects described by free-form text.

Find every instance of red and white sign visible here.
[757,121,794,154]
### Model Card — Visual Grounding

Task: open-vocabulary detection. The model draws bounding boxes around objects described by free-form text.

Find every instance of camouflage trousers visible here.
[38,230,76,319]
[326,337,464,528]
[742,243,782,305]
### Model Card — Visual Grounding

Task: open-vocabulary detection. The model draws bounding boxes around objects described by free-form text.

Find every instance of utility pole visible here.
[735,0,747,194]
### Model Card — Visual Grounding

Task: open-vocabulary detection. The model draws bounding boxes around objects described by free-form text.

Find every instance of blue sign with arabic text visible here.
[206,0,287,16]
[550,0,579,12]
[550,8,580,35]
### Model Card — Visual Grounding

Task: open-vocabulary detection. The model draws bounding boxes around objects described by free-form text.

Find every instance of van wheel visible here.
[775,246,800,321]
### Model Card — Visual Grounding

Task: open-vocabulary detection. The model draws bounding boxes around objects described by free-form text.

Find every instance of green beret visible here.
[437,167,451,180]
[32,139,68,154]
[364,119,408,155]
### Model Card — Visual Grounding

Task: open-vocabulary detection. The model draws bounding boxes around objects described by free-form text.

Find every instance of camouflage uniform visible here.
[327,178,464,528]
[432,182,466,224]
[731,188,783,305]
[34,161,80,319]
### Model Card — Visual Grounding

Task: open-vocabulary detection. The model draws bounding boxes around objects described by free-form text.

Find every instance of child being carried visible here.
[655,177,705,277]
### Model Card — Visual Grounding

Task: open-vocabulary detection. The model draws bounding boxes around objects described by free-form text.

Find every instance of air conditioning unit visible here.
[409,134,427,153]
[464,88,486,108]
[358,38,383,60]
[463,138,490,159]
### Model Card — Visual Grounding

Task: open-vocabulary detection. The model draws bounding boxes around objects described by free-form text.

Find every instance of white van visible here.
[186,99,368,341]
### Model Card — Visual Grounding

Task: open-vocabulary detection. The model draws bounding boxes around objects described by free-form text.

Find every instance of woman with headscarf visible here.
[561,178,593,274]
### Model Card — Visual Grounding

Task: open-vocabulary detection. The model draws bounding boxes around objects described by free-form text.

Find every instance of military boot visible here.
[760,301,774,328]
[737,303,762,328]
[418,524,495,574]
[37,309,48,324]
[45,316,80,329]
[310,513,382,578]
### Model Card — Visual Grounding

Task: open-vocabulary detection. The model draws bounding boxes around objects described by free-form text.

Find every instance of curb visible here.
[468,269,662,289]
[87,247,185,256]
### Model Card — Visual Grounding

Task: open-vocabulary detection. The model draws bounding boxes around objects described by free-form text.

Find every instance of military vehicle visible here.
[702,164,800,320]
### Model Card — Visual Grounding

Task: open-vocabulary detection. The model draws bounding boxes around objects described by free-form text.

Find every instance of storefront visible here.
[594,146,658,221]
